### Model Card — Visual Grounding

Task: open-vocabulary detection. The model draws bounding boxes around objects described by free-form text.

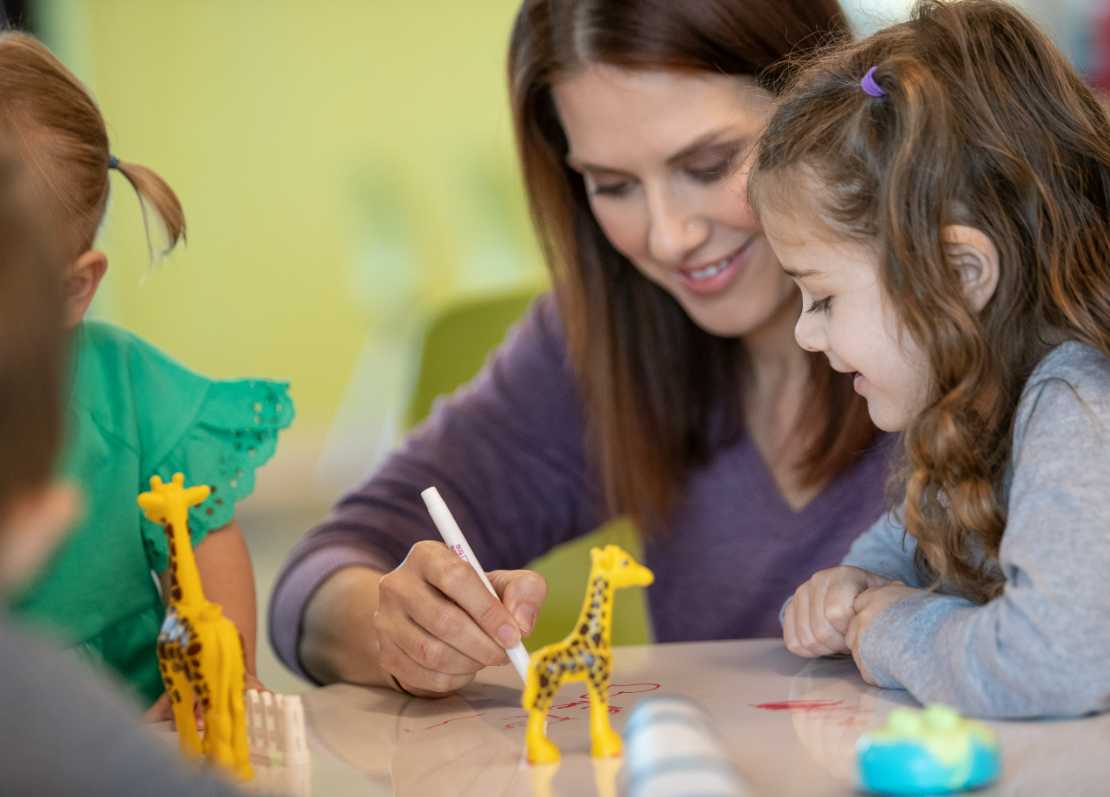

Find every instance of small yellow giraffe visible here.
[137,473,252,781]
[522,544,654,764]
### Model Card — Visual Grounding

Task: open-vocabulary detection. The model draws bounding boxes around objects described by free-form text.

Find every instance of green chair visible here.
[405,286,651,649]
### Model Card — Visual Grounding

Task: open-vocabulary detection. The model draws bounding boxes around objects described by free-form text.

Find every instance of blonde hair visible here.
[0,31,185,261]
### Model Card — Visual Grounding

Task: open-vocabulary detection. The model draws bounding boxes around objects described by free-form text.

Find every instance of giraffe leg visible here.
[197,625,241,776]
[524,660,562,765]
[226,625,253,780]
[586,669,621,758]
[163,655,202,758]
[526,705,561,765]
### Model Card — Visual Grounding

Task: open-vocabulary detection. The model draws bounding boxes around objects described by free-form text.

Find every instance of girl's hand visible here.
[847,582,922,685]
[143,692,173,723]
[784,566,892,658]
[245,672,266,693]
[375,540,547,697]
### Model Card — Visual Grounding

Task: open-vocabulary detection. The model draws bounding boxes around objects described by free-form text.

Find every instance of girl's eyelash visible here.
[805,296,832,314]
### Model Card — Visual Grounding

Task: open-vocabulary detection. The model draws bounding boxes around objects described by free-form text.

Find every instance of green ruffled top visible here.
[8,321,294,705]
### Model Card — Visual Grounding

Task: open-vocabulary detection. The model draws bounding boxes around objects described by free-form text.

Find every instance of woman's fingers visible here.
[378,634,475,696]
[487,569,547,636]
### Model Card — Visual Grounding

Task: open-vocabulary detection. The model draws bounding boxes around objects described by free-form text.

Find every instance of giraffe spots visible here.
[579,624,589,635]
[171,587,183,602]
[186,642,202,656]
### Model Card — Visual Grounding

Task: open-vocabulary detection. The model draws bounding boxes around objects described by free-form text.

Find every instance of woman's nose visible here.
[646,190,709,265]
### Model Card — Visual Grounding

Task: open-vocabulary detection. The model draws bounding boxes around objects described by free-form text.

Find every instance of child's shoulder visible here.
[1025,341,1110,399]
[78,320,203,384]
[1016,342,1110,441]
[77,319,210,417]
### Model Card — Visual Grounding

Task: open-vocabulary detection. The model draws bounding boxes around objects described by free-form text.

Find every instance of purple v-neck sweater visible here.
[269,295,893,679]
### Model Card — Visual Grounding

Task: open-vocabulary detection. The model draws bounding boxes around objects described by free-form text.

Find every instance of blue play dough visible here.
[857,705,1000,795]
[858,736,1000,795]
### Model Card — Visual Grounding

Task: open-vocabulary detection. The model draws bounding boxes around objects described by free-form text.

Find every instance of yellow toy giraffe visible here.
[137,473,252,781]
[522,544,654,764]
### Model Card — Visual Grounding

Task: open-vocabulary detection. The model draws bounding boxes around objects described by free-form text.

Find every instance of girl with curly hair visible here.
[759,0,1110,717]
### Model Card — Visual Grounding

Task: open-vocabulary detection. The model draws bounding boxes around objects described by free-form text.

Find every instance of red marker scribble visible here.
[752,699,844,712]
[410,681,665,733]
[420,713,485,730]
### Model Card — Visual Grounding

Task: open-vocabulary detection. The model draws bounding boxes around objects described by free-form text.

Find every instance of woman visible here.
[269,0,890,697]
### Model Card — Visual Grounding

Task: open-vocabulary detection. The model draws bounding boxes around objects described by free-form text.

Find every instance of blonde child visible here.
[0,32,293,714]
[752,0,1110,717]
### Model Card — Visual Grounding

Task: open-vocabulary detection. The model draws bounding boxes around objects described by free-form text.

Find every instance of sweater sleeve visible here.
[841,511,924,586]
[856,345,1110,718]
[268,295,607,678]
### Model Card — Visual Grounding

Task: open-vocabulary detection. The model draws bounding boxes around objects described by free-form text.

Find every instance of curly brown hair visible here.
[749,0,1110,601]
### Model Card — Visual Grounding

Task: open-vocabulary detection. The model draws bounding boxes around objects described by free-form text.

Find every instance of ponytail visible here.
[111,158,186,260]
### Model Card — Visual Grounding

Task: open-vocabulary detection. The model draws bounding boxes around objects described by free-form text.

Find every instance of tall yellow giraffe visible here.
[137,473,252,781]
[522,544,654,764]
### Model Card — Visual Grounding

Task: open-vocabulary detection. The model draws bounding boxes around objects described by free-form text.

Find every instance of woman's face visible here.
[552,66,796,338]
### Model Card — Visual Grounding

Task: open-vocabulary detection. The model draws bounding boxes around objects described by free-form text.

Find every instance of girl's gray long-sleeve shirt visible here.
[842,341,1110,719]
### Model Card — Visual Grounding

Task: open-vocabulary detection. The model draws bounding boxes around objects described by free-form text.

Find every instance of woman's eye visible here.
[805,296,832,314]
[590,181,632,197]
[687,160,733,184]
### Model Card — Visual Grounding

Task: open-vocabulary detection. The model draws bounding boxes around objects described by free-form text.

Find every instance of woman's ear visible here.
[942,225,999,312]
[64,250,108,328]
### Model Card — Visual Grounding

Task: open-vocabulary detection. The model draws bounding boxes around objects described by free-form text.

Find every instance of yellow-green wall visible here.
[40,1,543,499]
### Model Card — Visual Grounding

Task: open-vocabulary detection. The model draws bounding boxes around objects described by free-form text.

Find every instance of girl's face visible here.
[760,208,930,432]
[552,66,796,338]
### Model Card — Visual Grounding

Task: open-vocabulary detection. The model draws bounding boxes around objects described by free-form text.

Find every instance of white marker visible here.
[420,486,530,683]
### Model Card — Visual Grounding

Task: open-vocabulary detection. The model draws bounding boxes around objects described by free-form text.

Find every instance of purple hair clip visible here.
[860,66,886,98]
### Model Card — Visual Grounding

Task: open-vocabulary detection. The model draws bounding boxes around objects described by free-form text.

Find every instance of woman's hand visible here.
[374,541,547,697]
[846,582,921,685]
[783,566,891,657]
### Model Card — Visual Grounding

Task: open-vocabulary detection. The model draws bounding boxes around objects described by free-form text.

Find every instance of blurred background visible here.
[8,0,1108,692]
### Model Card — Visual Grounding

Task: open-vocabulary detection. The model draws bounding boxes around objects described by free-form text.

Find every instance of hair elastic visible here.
[107,155,120,170]
[860,66,886,98]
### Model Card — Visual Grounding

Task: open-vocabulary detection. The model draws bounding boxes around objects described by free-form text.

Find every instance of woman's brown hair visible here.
[749,0,1110,600]
[508,0,876,531]
[0,31,184,261]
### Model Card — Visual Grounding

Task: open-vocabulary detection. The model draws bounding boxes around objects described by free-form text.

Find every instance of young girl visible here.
[752,0,1110,718]
[0,32,294,714]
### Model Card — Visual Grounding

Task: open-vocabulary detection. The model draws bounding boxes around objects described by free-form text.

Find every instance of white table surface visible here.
[239,639,1110,796]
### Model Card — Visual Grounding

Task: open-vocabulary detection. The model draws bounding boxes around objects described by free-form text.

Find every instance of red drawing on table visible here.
[400,682,663,734]
[752,699,844,712]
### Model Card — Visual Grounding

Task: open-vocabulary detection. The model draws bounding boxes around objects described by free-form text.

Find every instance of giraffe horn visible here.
[184,485,212,505]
